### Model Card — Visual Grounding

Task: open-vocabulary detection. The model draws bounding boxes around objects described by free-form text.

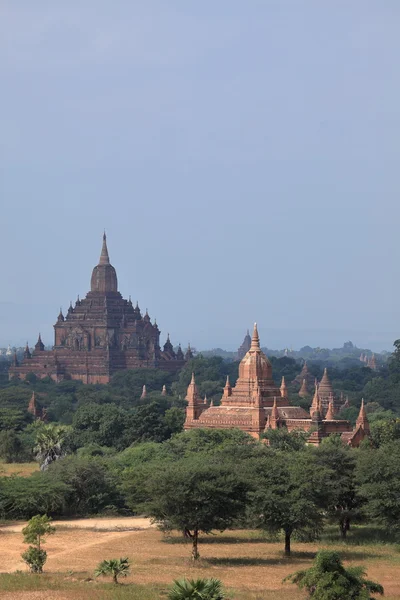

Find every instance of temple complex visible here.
[9,234,186,384]
[184,324,369,447]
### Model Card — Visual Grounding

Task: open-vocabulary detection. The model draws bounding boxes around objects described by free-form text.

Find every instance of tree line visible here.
[1,341,400,464]
[1,427,400,560]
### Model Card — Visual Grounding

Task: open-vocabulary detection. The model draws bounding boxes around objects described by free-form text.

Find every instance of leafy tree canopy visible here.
[245,448,332,555]
[126,456,249,559]
[263,427,308,452]
[357,440,400,529]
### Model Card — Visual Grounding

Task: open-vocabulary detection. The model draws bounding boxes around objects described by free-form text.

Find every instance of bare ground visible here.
[1,517,399,599]
[1,517,153,534]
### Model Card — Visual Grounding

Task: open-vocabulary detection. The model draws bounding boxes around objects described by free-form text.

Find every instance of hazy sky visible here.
[1,1,399,352]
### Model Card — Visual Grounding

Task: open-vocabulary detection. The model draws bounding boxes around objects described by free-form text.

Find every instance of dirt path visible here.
[9,529,138,573]
[1,516,153,534]
[0,516,155,573]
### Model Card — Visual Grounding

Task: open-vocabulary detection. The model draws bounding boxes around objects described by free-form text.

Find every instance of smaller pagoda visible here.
[236,330,252,361]
[184,324,369,447]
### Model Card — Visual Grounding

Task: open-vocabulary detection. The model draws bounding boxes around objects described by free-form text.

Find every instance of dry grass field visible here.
[0,461,39,477]
[0,517,399,599]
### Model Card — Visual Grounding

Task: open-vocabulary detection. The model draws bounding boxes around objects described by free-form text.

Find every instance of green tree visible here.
[47,455,124,515]
[263,427,308,451]
[110,368,177,403]
[172,356,234,403]
[94,557,130,584]
[0,473,69,519]
[315,436,361,538]
[369,418,400,448]
[34,424,70,470]
[168,578,225,600]
[164,428,257,460]
[357,440,400,530]
[129,399,173,443]
[164,406,186,436]
[128,458,249,560]
[285,550,383,599]
[21,515,55,573]
[0,429,23,462]
[71,403,127,449]
[0,408,31,432]
[246,449,331,556]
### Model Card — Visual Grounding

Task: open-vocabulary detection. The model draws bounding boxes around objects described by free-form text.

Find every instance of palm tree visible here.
[34,424,69,470]
[94,557,130,584]
[284,550,384,599]
[168,578,225,600]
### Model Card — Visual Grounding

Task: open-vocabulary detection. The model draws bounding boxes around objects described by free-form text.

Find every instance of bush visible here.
[21,547,47,573]
[47,455,125,515]
[0,473,69,519]
[168,578,225,600]
[285,550,384,599]
[94,557,130,584]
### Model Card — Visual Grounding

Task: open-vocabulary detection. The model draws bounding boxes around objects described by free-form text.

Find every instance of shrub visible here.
[168,578,225,600]
[21,547,47,573]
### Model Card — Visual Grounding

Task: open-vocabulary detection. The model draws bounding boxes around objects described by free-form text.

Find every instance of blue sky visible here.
[1,1,399,352]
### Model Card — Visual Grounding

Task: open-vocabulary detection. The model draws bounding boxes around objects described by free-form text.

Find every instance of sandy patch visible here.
[1,516,153,534]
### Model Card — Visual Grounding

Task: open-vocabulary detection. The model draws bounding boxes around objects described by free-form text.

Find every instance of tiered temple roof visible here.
[184,324,369,447]
[9,234,186,384]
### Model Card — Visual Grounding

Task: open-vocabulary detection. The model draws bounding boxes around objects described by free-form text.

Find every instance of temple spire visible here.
[28,392,39,418]
[325,400,335,420]
[24,342,31,360]
[185,342,193,360]
[270,397,280,429]
[99,231,110,265]
[310,382,320,416]
[280,376,288,399]
[356,398,370,433]
[299,378,308,398]
[35,333,45,352]
[250,322,260,351]
[223,375,232,397]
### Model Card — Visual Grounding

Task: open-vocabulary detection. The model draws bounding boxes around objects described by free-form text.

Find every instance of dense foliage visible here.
[0,344,399,563]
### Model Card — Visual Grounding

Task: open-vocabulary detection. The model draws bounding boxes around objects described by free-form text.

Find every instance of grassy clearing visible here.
[0,574,163,599]
[0,461,38,477]
[0,522,399,599]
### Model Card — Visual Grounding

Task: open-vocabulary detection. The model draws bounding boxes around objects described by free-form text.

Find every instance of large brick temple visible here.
[9,234,187,383]
[184,323,370,446]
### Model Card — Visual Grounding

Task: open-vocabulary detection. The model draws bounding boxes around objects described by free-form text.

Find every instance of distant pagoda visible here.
[237,329,251,361]
[292,361,314,388]
[9,234,186,384]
